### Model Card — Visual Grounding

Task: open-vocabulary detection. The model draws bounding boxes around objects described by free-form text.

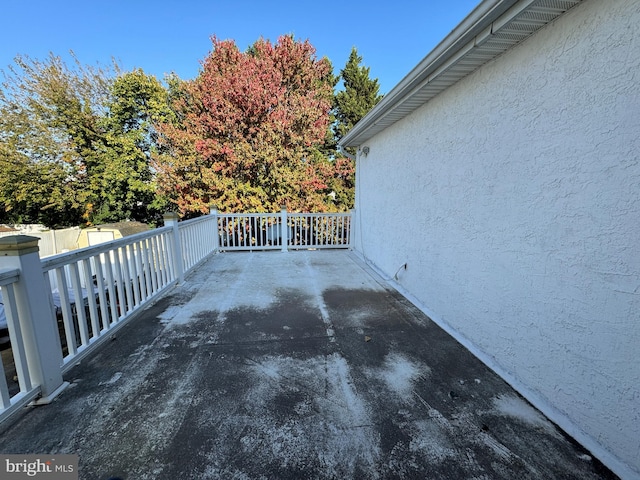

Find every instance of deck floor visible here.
[0,251,617,479]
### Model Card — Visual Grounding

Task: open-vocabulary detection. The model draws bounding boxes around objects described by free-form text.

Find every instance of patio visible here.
[0,250,617,479]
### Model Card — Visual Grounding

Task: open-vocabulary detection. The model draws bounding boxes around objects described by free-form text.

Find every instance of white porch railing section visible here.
[178,214,220,273]
[40,226,176,371]
[217,212,283,251]
[0,208,352,424]
[287,212,351,250]
[217,208,352,252]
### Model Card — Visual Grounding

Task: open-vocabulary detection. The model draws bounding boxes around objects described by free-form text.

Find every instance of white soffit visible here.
[340,0,582,148]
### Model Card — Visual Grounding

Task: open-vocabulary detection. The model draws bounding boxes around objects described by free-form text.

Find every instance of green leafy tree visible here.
[334,47,383,149]
[1,54,171,226]
[154,36,337,215]
[0,149,79,227]
[0,53,112,226]
[90,69,172,224]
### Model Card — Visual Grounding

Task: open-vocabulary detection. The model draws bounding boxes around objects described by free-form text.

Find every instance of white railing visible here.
[0,213,220,424]
[40,226,176,371]
[287,212,351,250]
[0,223,185,424]
[178,214,220,272]
[217,212,283,251]
[0,268,41,417]
[217,209,352,252]
[0,208,351,424]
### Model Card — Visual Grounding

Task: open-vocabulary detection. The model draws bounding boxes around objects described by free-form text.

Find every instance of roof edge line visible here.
[339,0,523,148]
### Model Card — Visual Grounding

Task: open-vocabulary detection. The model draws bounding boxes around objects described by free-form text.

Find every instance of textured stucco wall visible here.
[353,0,640,477]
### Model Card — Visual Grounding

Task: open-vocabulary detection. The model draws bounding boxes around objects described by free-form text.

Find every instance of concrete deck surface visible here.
[0,251,617,479]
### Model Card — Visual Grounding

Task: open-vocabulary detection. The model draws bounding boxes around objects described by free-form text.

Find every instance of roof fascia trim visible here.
[339,0,531,148]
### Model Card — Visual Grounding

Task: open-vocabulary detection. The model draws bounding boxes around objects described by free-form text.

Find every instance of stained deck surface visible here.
[0,251,617,479]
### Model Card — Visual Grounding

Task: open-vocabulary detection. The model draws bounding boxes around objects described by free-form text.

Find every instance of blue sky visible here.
[1,1,480,95]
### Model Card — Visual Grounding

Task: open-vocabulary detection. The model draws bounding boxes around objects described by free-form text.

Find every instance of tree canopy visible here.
[0,41,381,226]
[0,53,112,226]
[154,36,352,215]
[0,55,170,226]
[89,69,172,224]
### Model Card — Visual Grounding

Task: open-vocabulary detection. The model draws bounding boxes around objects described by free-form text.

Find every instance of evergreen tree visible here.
[333,47,383,150]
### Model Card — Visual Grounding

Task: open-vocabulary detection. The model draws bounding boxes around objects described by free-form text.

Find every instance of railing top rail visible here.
[177,214,216,228]
[217,212,351,217]
[0,268,20,286]
[217,212,279,218]
[41,226,172,272]
[288,212,351,217]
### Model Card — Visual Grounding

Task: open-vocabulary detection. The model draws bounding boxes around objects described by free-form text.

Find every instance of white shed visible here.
[77,221,151,249]
[340,0,640,478]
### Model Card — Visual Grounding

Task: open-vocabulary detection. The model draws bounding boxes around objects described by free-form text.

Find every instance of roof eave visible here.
[339,0,581,148]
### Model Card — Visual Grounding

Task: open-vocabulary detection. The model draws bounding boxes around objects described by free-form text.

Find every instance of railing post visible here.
[0,236,68,403]
[209,206,219,253]
[280,206,288,252]
[163,212,184,284]
[349,208,356,249]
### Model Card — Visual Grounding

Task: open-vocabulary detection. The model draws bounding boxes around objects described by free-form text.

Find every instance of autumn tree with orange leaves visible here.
[154,35,354,216]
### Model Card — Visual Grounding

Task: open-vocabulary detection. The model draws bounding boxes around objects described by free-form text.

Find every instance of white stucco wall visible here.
[353,0,640,477]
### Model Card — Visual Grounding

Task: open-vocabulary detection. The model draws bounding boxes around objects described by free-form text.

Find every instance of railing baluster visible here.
[154,235,165,288]
[1,283,32,394]
[233,217,237,248]
[152,236,164,288]
[244,217,249,248]
[68,262,90,347]
[220,217,225,248]
[102,251,119,324]
[146,238,158,294]
[140,240,152,301]
[81,258,100,339]
[114,249,127,318]
[0,358,10,409]
[329,216,334,246]
[153,236,162,287]
[129,244,142,308]
[162,232,174,284]
[191,224,196,266]
[181,227,189,271]
[251,216,257,248]
[120,246,134,314]
[55,268,77,356]
[133,242,144,303]
[91,256,109,331]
